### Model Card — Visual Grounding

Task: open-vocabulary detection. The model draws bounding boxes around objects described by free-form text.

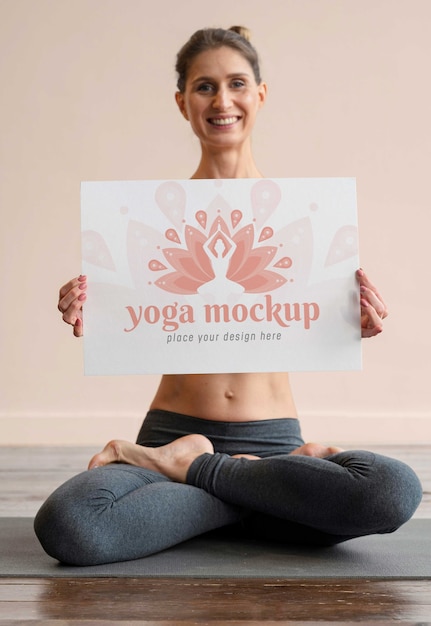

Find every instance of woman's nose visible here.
[213,87,232,110]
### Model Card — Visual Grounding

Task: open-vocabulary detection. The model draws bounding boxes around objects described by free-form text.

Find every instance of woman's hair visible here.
[175,26,262,92]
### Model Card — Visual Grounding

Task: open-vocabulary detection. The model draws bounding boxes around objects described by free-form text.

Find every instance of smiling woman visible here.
[174,27,267,178]
[33,25,422,567]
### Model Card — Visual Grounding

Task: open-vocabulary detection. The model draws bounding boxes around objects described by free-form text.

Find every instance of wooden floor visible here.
[0,445,430,624]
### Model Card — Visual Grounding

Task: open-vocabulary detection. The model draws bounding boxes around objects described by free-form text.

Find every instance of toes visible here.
[88,440,121,469]
[290,442,344,458]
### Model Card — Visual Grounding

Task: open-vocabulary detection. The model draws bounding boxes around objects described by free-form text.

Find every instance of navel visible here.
[224,389,235,400]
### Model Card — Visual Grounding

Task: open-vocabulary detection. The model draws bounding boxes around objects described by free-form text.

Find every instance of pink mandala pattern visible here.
[148,181,293,295]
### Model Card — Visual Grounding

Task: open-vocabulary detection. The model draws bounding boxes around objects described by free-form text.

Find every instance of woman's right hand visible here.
[57,275,87,337]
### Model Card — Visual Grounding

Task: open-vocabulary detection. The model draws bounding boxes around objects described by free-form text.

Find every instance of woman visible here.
[34,26,422,566]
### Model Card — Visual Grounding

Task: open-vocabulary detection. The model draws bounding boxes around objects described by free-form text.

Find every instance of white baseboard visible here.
[0,415,143,446]
[299,413,431,446]
[1,413,430,446]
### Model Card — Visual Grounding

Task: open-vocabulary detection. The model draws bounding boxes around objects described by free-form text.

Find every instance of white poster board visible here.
[81,178,361,375]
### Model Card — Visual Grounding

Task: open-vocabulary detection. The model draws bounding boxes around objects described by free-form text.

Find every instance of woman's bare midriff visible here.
[150,372,298,422]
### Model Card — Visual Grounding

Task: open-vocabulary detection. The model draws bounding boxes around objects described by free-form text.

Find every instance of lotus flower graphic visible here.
[148,209,292,295]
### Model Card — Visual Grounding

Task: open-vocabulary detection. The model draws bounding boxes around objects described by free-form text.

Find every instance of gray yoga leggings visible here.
[34,410,423,566]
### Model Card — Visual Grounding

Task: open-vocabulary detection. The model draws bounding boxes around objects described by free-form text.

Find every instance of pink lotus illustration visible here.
[149,210,292,295]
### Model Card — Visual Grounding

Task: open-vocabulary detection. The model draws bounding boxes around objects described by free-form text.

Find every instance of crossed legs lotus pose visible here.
[88,436,344,482]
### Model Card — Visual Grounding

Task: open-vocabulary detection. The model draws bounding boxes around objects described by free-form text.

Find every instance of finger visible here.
[361,324,383,338]
[62,293,86,326]
[58,275,86,302]
[360,286,388,319]
[356,269,386,304]
[73,316,83,338]
[58,277,87,315]
[356,269,388,319]
[360,302,383,338]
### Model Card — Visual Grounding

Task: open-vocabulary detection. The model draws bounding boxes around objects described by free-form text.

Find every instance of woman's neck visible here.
[191,143,263,179]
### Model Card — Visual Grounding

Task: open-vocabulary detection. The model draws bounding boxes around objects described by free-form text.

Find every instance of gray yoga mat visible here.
[1,518,430,579]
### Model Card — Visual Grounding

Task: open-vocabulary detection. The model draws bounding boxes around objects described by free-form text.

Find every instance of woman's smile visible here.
[207,115,242,127]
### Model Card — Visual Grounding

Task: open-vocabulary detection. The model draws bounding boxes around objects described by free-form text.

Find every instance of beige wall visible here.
[1,0,430,445]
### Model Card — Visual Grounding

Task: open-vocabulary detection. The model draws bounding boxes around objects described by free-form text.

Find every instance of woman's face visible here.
[175,46,267,150]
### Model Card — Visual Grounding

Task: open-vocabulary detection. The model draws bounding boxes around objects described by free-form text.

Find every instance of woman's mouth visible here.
[208,116,241,127]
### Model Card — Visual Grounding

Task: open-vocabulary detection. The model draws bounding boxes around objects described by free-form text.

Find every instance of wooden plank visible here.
[0,578,430,623]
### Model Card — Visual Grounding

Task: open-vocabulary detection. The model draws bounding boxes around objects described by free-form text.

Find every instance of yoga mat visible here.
[1,518,430,579]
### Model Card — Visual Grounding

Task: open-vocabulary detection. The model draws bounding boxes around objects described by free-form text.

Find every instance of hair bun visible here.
[229,25,251,42]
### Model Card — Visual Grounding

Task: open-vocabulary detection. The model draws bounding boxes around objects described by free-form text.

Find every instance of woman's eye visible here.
[231,79,246,88]
[197,83,214,93]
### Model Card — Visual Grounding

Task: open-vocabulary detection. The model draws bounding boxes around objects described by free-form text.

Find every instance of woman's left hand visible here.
[356,269,388,338]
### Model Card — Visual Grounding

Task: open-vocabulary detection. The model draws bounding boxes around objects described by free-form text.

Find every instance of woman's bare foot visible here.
[232,443,343,460]
[88,434,214,483]
[290,442,344,458]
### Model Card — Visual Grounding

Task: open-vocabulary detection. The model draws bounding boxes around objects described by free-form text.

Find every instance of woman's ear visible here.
[175,92,189,120]
[257,82,268,109]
